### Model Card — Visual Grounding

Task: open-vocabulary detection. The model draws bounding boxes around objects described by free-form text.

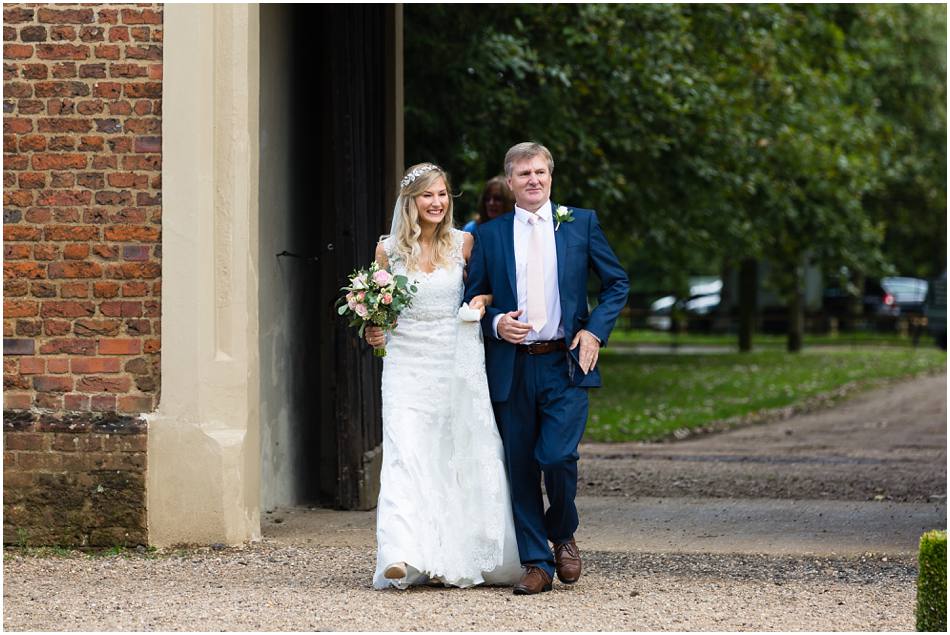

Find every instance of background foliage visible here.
[405,4,946,295]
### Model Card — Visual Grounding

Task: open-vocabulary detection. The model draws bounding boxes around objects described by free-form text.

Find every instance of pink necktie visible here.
[526,215,547,333]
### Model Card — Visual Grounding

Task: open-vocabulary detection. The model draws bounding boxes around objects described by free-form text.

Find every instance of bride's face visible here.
[414,177,449,228]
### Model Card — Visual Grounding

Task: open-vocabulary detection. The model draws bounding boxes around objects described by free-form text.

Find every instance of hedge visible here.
[916,529,947,632]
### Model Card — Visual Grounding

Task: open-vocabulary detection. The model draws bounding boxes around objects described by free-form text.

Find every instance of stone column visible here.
[147,3,260,546]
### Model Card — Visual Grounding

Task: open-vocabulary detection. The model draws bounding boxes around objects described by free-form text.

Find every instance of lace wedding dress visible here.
[373,229,522,589]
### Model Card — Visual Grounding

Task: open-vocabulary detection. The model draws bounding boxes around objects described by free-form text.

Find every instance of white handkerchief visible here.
[457,302,482,322]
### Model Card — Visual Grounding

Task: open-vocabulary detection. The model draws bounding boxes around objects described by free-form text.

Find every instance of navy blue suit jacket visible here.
[464,205,630,402]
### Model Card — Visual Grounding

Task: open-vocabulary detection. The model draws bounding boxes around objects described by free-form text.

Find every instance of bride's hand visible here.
[365,325,386,348]
[468,294,493,318]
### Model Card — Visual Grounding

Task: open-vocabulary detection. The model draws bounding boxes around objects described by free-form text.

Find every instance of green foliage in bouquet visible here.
[337,261,418,357]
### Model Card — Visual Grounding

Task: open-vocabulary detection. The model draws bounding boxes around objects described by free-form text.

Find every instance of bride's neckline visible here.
[388,229,461,277]
[409,262,455,276]
[409,230,460,275]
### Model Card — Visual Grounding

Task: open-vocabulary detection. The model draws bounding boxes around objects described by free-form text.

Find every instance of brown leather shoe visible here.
[513,565,553,595]
[554,539,582,584]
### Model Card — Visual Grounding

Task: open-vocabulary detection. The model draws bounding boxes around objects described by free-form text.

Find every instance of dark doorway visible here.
[259,4,401,511]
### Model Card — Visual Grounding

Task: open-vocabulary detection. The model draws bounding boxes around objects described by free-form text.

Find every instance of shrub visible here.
[916,529,947,632]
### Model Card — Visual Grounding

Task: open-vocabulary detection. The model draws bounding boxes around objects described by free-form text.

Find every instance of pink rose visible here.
[354,303,368,318]
[372,269,392,286]
[357,291,366,302]
[351,273,368,290]
[381,293,393,305]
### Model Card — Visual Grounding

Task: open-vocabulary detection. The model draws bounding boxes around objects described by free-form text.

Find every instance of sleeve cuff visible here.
[492,313,503,339]
[581,328,602,344]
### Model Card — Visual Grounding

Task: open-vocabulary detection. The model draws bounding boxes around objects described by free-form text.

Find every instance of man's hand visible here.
[569,329,600,374]
[497,310,532,344]
[365,325,386,349]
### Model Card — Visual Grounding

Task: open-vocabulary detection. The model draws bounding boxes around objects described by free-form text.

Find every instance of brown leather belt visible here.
[516,340,567,355]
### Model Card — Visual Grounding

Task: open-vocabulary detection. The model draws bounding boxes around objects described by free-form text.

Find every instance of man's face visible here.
[507,155,551,212]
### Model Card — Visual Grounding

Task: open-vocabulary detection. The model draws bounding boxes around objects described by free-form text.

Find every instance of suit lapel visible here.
[553,202,567,298]
[501,213,517,301]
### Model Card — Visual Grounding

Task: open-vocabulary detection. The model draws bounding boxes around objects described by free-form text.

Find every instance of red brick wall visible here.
[3,3,161,414]
[3,3,162,546]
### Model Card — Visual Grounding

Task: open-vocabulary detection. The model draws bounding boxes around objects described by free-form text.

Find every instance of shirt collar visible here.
[514,200,552,225]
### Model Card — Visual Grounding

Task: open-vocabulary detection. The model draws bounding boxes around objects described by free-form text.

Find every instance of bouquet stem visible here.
[374,347,387,358]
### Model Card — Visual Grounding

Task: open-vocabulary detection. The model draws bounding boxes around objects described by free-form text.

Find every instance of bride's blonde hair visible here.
[390,163,455,272]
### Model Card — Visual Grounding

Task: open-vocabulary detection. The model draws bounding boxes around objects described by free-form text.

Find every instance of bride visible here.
[364,163,522,589]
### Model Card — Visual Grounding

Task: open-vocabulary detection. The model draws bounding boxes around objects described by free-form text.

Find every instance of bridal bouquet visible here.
[337,261,417,357]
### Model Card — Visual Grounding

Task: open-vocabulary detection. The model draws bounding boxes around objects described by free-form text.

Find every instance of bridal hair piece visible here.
[400,164,439,190]
[387,162,445,239]
[383,163,456,273]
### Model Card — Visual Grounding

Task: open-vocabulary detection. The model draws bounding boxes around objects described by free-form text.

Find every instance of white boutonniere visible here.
[554,205,575,231]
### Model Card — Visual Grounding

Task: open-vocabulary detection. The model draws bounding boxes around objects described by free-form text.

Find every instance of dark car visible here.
[823,276,928,328]
[824,278,894,325]
[881,276,929,317]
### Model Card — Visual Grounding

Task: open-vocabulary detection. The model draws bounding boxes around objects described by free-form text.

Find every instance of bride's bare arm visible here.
[462,231,475,264]
[468,293,493,318]
[374,242,389,269]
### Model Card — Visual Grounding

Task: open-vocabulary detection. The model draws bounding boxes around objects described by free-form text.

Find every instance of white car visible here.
[648,278,722,330]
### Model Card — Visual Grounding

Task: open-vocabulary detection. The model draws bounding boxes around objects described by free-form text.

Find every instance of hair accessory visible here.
[400,164,439,189]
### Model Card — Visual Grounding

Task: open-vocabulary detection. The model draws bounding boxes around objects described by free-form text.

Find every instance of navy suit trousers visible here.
[492,348,589,577]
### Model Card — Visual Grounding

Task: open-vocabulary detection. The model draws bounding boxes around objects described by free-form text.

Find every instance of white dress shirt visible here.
[493,200,564,342]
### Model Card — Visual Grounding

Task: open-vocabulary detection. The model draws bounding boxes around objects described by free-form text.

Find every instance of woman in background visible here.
[462,175,515,232]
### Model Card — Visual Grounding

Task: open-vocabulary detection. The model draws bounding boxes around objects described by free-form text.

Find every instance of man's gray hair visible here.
[504,142,555,177]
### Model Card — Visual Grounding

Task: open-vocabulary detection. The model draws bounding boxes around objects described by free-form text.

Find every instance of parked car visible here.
[823,275,928,327]
[646,295,676,331]
[824,278,895,320]
[647,277,721,331]
[924,271,946,349]
[881,276,929,317]
[684,291,721,316]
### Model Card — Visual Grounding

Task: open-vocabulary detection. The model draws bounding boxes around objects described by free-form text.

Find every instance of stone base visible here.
[3,411,147,547]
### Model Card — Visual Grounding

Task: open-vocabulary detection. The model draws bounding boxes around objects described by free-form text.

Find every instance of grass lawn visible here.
[587,346,947,442]
[609,328,930,348]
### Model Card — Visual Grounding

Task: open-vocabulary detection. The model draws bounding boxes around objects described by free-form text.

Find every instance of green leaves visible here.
[405,4,945,287]
[338,263,417,344]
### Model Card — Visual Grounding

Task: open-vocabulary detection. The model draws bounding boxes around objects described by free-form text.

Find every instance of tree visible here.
[851,4,947,280]
[406,4,749,297]
[404,4,947,351]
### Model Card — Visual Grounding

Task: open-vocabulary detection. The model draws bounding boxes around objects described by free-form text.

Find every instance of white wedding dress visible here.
[373,229,522,589]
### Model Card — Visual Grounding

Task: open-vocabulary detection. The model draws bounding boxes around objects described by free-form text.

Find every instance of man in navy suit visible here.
[464,142,629,595]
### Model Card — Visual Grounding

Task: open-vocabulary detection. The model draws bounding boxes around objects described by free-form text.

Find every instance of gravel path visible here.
[3,373,945,631]
[2,545,917,631]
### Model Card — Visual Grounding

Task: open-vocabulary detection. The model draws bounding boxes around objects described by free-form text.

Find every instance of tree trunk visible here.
[787,265,804,353]
[738,258,757,352]
[847,271,865,331]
